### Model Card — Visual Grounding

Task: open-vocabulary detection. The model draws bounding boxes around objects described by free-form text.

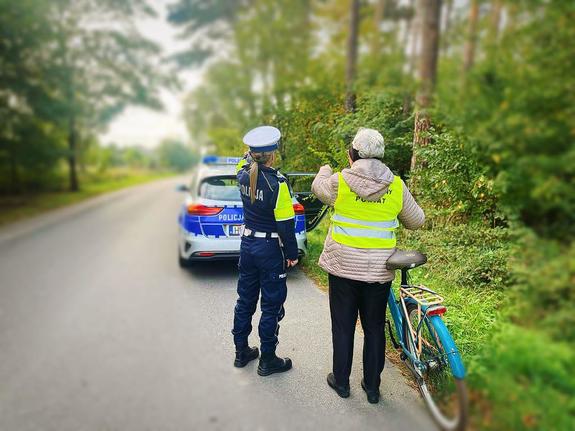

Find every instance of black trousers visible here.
[328,273,392,390]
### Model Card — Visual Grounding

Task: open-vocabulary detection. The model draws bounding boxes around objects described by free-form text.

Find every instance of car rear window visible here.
[288,175,315,193]
[199,176,241,201]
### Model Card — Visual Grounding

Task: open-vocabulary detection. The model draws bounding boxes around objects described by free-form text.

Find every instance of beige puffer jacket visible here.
[311,159,425,283]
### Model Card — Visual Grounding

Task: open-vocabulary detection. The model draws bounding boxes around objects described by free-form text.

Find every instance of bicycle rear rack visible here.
[400,285,445,357]
[400,285,444,307]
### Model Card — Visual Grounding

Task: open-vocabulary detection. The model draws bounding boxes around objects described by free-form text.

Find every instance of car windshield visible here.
[199,176,241,201]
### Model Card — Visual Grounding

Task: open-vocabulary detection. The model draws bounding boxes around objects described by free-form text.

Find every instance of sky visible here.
[99,1,201,149]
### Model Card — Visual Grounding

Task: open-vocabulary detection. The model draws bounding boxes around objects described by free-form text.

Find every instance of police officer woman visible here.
[232,126,298,376]
[311,128,425,403]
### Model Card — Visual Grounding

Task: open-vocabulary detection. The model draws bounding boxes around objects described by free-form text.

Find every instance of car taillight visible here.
[427,306,447,316]
[293,203,305,215]
[187,203,223,216]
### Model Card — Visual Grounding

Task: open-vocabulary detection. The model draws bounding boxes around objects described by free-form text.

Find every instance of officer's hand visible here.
[286,259,299,268]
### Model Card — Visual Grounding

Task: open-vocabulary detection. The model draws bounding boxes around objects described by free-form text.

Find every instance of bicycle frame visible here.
[387,269,466,380]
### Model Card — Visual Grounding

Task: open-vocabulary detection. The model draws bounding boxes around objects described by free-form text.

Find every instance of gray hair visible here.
[352,128,385,159]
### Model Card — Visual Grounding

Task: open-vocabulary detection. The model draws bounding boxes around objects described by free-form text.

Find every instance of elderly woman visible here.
[311,128,425,404]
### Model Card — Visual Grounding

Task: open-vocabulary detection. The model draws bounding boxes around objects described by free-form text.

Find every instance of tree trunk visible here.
[261,62,273,115]
[505,3,519,35]
[345,0,360,113]
[67,111,79,192]
[370,0,386,56]
[402,0,416,117]
[402,0,415,55]
[410,0,442,175]
[441,0,453,54]
[408,0,422,76]
[402,92,412,116]
[412,111,431,166]
[60,30,79,193]
[417,0,441,106]
[462,0,480,75]
[489,0,502,43]
[8,147,20,194]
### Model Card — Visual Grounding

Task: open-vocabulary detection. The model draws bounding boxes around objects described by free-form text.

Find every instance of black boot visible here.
[234,346,259,368]
[361,378,380,404]
[327,373,350,398]
[257,352,292,376]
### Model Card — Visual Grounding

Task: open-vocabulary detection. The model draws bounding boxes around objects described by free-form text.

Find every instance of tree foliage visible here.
[0,0,173,192]
[156,138,198,172]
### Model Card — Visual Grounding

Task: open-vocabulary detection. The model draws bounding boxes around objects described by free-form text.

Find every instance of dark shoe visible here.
[361,379,380,404]
[234,346,259,368]
[257,352,292,376]
[327,373,350,398]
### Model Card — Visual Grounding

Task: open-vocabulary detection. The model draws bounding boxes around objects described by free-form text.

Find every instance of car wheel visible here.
[178,247,193,268]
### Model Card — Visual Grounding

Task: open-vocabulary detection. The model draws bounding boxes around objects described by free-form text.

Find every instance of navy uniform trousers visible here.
[232,235,287,353]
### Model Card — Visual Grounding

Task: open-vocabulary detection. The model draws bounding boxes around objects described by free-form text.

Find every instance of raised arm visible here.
[311,165,339,207]
[399,180,425,230]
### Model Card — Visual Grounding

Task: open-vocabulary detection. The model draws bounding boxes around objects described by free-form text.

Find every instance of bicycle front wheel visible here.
[403,302,468,431]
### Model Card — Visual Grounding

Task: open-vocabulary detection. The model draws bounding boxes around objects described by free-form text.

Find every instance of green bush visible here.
[436,1,575,239]
[475,324,575,430]
[510,233,575,342]
[413,126,499,224]
[400,223,515,292]
[275,90,413,177]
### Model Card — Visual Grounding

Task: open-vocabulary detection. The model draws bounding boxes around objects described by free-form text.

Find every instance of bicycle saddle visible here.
[386,249,427,270]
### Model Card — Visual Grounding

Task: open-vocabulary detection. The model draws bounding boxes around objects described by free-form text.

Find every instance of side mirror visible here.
[175,184,189,192]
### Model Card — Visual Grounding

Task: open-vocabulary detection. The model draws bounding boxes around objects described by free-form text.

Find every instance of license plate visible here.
[229,225,242,236]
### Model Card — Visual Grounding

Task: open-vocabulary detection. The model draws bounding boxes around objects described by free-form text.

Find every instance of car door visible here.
[283,172,329,232]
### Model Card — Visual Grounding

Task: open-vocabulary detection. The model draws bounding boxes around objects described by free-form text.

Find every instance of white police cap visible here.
[242,126,281,153]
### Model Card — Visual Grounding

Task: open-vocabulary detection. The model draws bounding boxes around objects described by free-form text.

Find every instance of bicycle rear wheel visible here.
[403,302,468,431]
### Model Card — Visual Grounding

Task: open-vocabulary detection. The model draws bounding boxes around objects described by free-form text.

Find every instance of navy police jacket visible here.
[237,163,298,260]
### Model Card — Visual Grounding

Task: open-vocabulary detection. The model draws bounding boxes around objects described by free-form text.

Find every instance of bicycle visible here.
[386,249,468,431]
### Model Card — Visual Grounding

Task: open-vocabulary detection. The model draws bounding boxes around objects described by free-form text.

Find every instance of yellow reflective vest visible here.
[331,173,403,248]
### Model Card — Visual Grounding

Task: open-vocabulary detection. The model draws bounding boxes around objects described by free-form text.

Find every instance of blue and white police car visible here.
[177,156,325,267]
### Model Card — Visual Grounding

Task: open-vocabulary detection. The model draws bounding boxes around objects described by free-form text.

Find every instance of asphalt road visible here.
[0,177,434,431]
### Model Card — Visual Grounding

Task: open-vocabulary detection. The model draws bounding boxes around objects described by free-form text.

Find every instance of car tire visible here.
[178,248,193,269]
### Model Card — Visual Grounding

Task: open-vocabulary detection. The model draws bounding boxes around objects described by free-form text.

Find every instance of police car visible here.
[177,156,326,267]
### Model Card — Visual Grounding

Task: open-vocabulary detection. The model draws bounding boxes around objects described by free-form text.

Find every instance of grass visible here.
[0,168,173,227]
[300,219,575,430]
